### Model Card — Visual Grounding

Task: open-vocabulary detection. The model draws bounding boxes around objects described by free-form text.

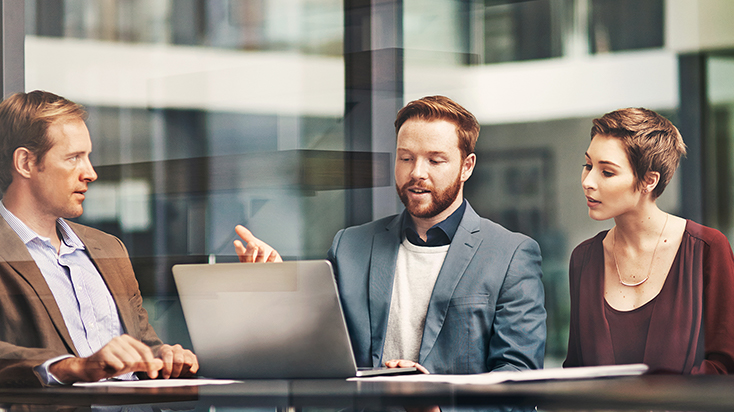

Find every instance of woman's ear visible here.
[642,171,660,195]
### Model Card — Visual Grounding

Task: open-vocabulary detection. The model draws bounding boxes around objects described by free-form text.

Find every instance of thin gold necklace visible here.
[612,213,669,287]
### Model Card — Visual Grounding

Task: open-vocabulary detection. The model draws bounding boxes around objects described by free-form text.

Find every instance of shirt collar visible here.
[401,199,467,247]
[0,200,85,250]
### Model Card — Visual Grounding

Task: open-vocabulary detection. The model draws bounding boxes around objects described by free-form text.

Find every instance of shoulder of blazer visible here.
[64,220,125,251]
[0,215,34,261]
[64,220,113,239]
[340,213,402,238]
[462,202,534,249]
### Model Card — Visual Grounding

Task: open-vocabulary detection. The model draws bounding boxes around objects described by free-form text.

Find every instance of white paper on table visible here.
[73,378,241,388]
[348,363,649,384]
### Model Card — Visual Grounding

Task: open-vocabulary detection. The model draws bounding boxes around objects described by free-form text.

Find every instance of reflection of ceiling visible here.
[405,50,679,124]
[25,36,345,116]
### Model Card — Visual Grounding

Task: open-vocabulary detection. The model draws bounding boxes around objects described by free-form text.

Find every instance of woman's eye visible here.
[582,163,591,170]
[602,171,614,177]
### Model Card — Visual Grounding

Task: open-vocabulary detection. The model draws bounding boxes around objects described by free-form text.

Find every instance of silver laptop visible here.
[172,260,415,379]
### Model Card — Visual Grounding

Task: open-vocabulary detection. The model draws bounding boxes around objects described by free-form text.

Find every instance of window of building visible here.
[588,0,664,53]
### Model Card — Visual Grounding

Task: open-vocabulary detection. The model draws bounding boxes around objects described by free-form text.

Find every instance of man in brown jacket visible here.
[0,91,198,386]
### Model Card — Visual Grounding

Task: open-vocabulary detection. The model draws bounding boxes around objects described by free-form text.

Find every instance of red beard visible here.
[396,171,462,219]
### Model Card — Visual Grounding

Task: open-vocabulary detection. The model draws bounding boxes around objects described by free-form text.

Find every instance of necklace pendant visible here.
[619,276,649,287]
[612,213,668,289]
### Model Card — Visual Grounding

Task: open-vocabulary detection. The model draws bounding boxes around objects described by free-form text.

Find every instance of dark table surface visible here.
[2,374,734,411]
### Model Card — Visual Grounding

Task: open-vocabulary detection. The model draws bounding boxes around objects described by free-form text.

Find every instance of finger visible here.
[102,337,141,375]
[254,246,273,263]
[384,359,429,374]
[158,345,174,379]
[253,246,265,263]
[247,245,259,263]
[398,359,429,374]
[235,225,257,244]
[148,358,164,378]
[120,335,162,379]
[235,225,260,263]
[236,239,258,263]
[170,345,185,378]
[266,250,283,263]
[92,352,126,380]
[384,359,399,368]
[413,363,430,374]
[234,240,248,263]
[253,245,277,263]
[134,340,162,379]
[91,337,143,379]
[235,225,282,263]
[186,350,200,375]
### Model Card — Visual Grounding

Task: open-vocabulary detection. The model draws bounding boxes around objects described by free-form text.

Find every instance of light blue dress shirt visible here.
[0,202,129,384]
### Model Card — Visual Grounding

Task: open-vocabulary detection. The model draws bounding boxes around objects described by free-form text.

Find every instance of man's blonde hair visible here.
[0,90,87,193]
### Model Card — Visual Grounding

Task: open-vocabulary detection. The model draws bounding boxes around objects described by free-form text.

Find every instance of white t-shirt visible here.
[381,238,449,363]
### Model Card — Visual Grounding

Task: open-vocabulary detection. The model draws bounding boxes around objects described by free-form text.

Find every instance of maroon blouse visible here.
[564,220,734,374]
[605,298,654,364]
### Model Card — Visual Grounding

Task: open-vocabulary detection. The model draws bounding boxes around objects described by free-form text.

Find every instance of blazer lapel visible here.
[70,222,137,337]
[369,214,402,366]
[419,204,482,363]
[0,217,79,356]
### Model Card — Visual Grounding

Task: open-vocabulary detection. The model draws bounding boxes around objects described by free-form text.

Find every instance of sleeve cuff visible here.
[34,354,75,385]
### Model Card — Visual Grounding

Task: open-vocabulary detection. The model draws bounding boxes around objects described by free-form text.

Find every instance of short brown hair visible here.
[591,108,687,199]
[395,95,480,159]
[0,90,87,193]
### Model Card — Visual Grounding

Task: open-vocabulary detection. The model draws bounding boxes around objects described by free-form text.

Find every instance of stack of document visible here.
[74,379,240,388]
[72,364,648,387]
[349,363,649,384]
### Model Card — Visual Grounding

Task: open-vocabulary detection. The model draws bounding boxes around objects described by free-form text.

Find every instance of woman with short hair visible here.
[564,108,734,374]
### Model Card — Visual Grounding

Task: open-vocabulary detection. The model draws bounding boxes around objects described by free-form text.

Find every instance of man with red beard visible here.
[236,96,546,374]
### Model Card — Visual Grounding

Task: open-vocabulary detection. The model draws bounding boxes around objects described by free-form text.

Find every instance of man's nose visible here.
[411,160,428,180]
[82,159,97,182]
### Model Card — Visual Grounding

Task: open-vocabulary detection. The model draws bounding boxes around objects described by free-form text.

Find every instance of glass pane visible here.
[404,0,677,365]
[482,0,566,63]
[25,0,346,345]
[705,54,734,241]
[589,0,664,53]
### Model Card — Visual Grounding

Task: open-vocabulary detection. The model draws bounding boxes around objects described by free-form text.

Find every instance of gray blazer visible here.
[327,201,546,374]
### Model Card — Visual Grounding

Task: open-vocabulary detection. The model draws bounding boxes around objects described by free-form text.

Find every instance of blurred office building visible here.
[13,0,734,363]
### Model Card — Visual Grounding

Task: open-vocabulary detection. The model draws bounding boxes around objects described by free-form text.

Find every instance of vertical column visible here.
[344,0,403,226]
[678,53,706,223]
[0,0,24,97]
